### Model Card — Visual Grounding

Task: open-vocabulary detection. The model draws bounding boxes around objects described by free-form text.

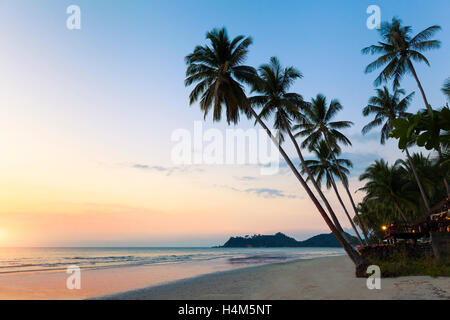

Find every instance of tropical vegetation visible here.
[184,17,447,275]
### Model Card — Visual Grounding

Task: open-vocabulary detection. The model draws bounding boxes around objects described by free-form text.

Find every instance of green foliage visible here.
[358,159,415,222]
[250,56,304,142]
[356,154,447,240]
[362,86,414,144]
[391,106,450,151]
[185,22,447,260]
[184,28,258,124]
[302,141,351,189]
[390,113,422,150]
[369,255,450,278]
[293,94,353,151]
[416,106,450,150]
[362,17,441,88]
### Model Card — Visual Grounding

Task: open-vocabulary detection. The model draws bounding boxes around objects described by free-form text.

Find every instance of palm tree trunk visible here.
[329,173,365,245]
[322,134,370,244]
[247,107,363,265]
[444,179,450,199]
[393,200,408,222]
[406,59,448,202]
[280,115,348,239]
[405,147,431,212]
[437,147,450,198]
[406,59,429,108]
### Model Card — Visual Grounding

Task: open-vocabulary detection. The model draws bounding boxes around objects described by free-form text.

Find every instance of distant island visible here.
[218,232,359,248]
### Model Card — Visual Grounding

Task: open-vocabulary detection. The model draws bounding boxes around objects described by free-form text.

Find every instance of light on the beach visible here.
[381,225,387,231]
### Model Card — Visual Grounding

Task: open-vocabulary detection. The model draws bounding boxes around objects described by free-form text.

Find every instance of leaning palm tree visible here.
[294,94,369,243]
[362,86,414,144]
[250,57,348,238]
[185,28,256,124]
[443,78,450,101]
[362,17,441,108]
[361,86,430,210]
[303,141,364,245]
[184,28,364,267]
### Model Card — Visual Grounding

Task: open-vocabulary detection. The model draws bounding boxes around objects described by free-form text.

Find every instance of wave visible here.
[0,247,345,274]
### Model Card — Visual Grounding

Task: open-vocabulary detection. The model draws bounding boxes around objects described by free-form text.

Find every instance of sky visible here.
[0,0,449,246]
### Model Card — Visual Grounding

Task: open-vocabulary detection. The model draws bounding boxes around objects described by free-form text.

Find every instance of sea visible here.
[0,247,345,274]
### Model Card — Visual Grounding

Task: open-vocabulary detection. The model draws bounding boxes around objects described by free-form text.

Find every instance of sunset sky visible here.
[0,0,449,246]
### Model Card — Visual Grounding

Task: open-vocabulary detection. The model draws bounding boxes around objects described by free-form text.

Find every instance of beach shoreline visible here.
[1,254,448,300]
[0,247,345,299]
[97,256,450,300]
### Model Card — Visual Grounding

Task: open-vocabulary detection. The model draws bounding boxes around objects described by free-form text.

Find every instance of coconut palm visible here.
[250,57,304,142]
[361,86,431,210]
[184,28,363,266]
[303,141,364,245]
[185,28,257,124]
[250,57,348,238]
[362,17,441,108]
[395,153,440,206]
[362,86,414,144]
[294,94,369,242]
[356,201,390,242]
[359,160,414,222]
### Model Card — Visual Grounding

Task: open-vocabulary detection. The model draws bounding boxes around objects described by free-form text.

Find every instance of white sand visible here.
[99,256,450,300]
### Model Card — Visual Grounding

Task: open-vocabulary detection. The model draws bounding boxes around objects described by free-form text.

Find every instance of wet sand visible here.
[99,256,450,300]
[1,255,448,299]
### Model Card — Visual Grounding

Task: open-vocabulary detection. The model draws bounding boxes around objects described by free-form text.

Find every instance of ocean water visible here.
[0,247,345,274]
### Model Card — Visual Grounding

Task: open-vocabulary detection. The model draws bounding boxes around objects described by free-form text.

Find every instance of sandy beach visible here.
[1,254,448,300]
[99,256,450,300]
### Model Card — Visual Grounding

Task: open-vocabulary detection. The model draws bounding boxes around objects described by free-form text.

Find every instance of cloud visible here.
[234,176,257,181]
[131,163,203,176]
[133,164,167,171]
[244,188,297,199]
[216,185,297,199]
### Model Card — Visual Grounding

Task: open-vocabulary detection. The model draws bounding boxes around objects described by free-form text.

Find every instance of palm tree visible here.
[361,86,430,210]
[395,153,439,206]
[359,160,414,222]
[356,201,388,242]
[443,78,450,100]
[362,86,414,144]
[184,28,364,266]
[303,141,364,245]
[362,17,441,108]
[358,154,448,238]
[294,94,370,243]
[185,28,257,124]
[250,57,348,239]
